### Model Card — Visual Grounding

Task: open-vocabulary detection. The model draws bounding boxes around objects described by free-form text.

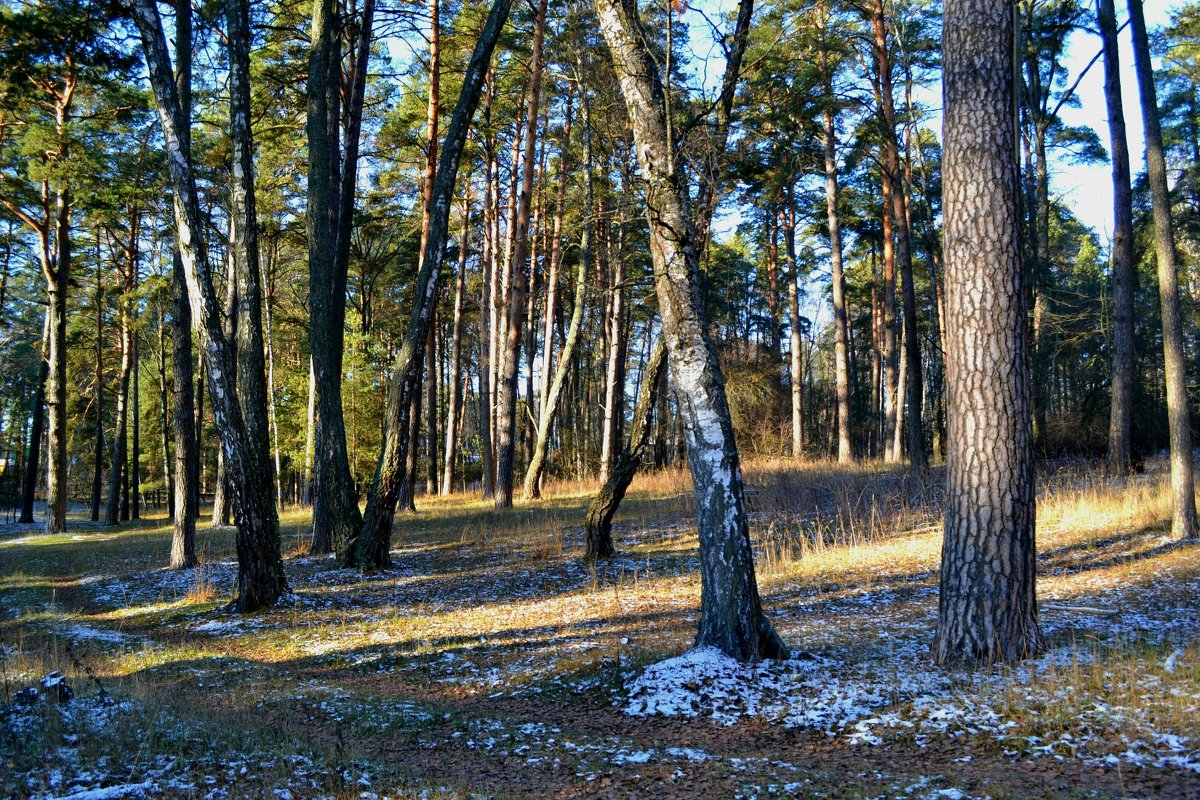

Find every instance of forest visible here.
[1,0,1199,796]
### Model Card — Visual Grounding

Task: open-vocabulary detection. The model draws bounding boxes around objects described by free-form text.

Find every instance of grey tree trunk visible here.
[1099,0,1135,476]
[783,201,804,458]
[170,30,200,567]
[594,0,785,662]
[1128,0,1198,539]
[494,0,548,509]
[933,0,1040,665]
[351,0,514,569]
[599,243,626,482]
[135,0,286,610]
[107,228,137,526]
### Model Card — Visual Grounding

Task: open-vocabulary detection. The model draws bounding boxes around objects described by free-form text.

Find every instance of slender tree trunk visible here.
[46,185,70,534]
[211,274,236,527]
[934,0,1040,665]
[107,236,136,526]
[599,239,626,481]
[783,199,804,458]
[91,260,104,521]
[351,0,514,569]
[1129,0,1198,539]
[494,0,548,509]
[131,321,140,520]
[135,0,286,609]
[594,0,785,662]
[524,85,590,500]
[821,103,852,462]
[441,193,471,495]
[585,338,666,557]
[157,290,174,519]
[1099,0,1135,475]
[169,0,198,565]
[19,314,49,524]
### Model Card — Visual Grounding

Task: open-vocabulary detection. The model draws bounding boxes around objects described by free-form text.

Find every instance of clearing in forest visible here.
[1,458,1198,799]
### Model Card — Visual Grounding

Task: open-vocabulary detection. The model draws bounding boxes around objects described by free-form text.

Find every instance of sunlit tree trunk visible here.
[934,0,1040,665]
[1129,0,1198,539]
[1098,0,1135,476]
[494,0,548,509]
[19,315,49,524]
[441,193,471,495]
[352,0,514,568]
[135,0,287,610]
[594,0,785,662]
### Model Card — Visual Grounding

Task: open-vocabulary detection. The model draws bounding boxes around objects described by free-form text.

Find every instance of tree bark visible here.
[585,338,666,558]
[1129,0,1198,539]
[1099,0,1135,476]
[934,0,1040,665]
[91,258,104,522]
[594,0,785,662]
[351,0,514,569]
[783,199,804,459]
[135,0,287,610]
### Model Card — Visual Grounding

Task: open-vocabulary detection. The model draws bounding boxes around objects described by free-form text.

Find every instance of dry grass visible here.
[1,455,1198,798]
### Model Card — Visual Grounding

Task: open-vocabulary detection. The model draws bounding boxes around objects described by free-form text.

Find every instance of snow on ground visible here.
[623,568,1200,776]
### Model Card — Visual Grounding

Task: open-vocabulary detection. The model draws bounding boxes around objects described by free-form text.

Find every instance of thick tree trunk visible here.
[1099,0,1135,476]
[494,0,548,509]
[1129,0,1198,539]
[351,0,514,569]
[170,0,201,559]
[135,0,286,609]
[306,0,370,555]
[594,0,785,662]
[585,338,666,558]
[933,0,1040,665]
[45,186,70,534]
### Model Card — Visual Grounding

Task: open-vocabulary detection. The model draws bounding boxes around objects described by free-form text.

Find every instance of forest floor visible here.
[1,457,1199,799]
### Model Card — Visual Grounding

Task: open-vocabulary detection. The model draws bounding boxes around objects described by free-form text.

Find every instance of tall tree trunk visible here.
[210,274,236,527]
[351,0,514,569]
[524,84,590,500]
[107,233,136,526]
[157,289,174,519]
[19,314,49,524]
[1129,0,1198,539]
[1099,0,1135,476]
[599,237,626,481]
[420,0,441,498]
[91,259,104,521]
[306,0,373,555]
[783,198,804,459]
[934,0,1040,665]
[131,319,140,520]
[46,190,70,533]
[594,0,785,662]
[822,100,852,463]
[135,0,287,610]
[169,0,198,566]
[424,317,439,494]
[494,0,548,509]
[441,193,471,495]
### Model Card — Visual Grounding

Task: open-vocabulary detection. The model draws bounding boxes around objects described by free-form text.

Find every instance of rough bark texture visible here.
[1099,0,1135,476]
[351,0,514,569]
[594,0,785,662]
[933,0,1041,666]
[135,0,286,610]
[585,338,666,559]
[1129,0,1197,538]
